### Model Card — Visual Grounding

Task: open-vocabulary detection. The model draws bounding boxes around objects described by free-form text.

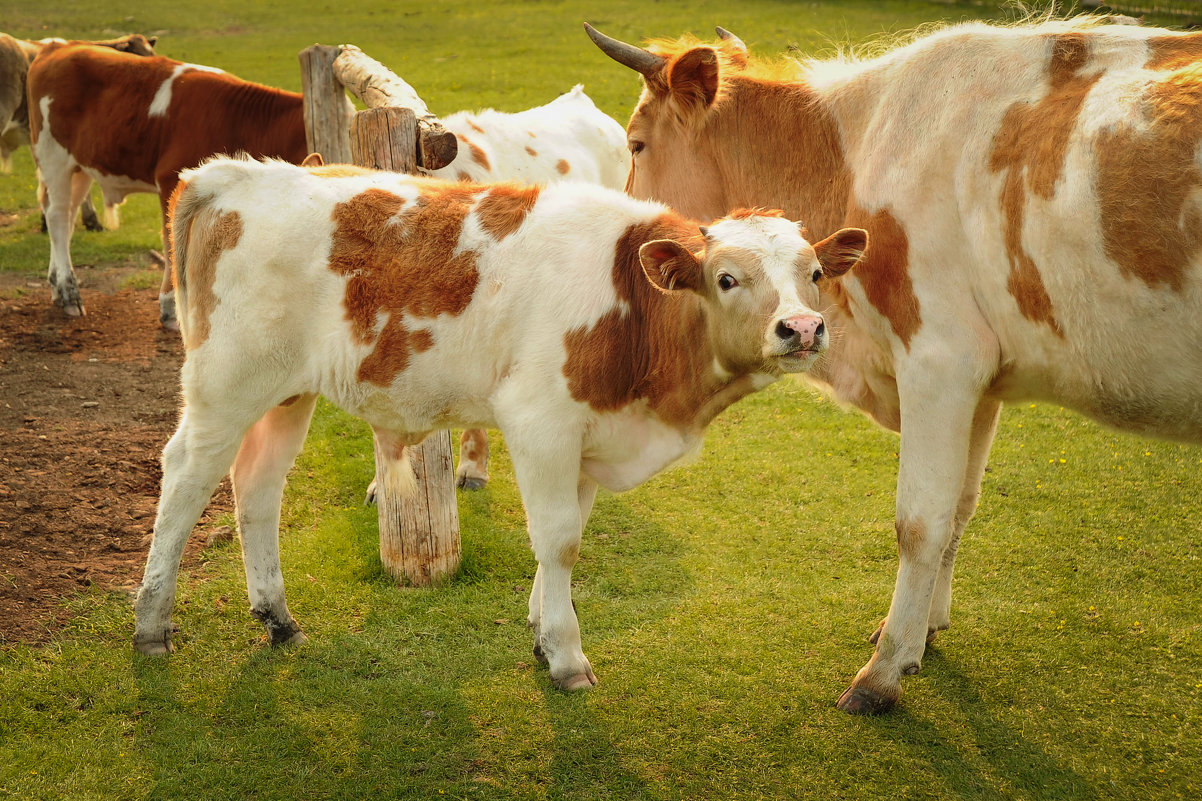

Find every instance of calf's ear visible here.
[640,240,703,293]
[301,152,325,167]
[812,227,868,278]
[668,47,721,109]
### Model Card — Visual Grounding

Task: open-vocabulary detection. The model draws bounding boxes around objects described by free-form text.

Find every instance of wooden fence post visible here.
[299,44,461,586]
[298,45,352,164]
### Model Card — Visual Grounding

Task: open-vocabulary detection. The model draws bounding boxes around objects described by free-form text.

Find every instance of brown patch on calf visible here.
[459,137,490,171]
[1146,34,1202,71]
[475,184,541,241]
[278,394,302,407]
[562,214,716,426]
[466,119,485,134]
[988,34,1099,334]
[556,159,570,175]
[1096,65,1202,292]
[525,146,538,157]
[328,186,480,386]
[895,518,925,561]
[179,209,242,350]
[456,171,472,182]
[844,206,921,348]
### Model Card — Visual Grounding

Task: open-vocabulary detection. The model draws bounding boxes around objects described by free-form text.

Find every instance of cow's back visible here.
[822,22,1202,440]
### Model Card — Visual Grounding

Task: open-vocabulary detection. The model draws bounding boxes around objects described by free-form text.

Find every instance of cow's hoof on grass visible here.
[133,635,175,656]
[275,630,308,647]
[455,475,488,491]
[836,685,898,716]
[553,670,597,692]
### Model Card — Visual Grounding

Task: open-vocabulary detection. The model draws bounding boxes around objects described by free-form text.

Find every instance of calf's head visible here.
[640,212,866,375]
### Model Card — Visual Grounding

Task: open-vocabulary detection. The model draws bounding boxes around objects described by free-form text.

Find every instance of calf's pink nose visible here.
[776,314,825,348]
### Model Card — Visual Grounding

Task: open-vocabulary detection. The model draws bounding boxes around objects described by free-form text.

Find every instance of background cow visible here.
[589,17,1202,714]
[426,84,628,189]
[0,32,157,230]
[132,157,865,692]
[27,43,307,323]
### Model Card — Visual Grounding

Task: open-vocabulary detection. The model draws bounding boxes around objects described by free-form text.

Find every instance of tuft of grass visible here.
[1,2,1199,800]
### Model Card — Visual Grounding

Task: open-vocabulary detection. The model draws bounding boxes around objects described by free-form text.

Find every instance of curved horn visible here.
[715,26,748,55]
[584,22,666,77]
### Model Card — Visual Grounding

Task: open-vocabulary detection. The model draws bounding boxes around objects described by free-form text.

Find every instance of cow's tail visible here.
[169,155,255,340]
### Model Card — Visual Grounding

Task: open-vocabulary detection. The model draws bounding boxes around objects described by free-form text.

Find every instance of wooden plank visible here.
[298,44,353,164]
[333,44,458,170]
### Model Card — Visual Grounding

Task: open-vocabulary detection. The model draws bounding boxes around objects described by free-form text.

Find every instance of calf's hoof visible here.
[553,668,598,692]
[83,217,105,233]
[275,630,309,648]
[836,684,898,716]
[455,474,488,491]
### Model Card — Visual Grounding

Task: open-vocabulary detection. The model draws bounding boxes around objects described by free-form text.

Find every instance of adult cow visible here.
[27,44,307,324]
[132,157,866,691]
[588,17,1202,714]
[0,32,157,229]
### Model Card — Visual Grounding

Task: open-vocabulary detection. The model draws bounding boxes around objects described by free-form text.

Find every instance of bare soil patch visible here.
[0,270,230,645]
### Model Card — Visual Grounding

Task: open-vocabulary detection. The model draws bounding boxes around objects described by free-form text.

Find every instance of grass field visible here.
[1,1,1200,799]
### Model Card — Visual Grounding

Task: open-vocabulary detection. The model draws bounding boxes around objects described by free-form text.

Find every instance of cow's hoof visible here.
[276,630,308,647]
[133,635,175,656]
[83,218,105,233]
[455,475,488,491]
[553,669,597,692]
[836,685,898,716]
[160,315,180,332]
[363,479,378,505]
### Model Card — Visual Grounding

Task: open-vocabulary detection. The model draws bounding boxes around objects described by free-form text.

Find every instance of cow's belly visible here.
[83,167,156,205]
[580,409,701,493]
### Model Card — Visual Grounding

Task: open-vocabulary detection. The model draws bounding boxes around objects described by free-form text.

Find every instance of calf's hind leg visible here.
[230,395,319,646]
[134,407,253,654]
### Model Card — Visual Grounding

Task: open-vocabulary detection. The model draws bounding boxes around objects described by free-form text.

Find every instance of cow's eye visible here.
[629,140,645,155]
[812,268,823,283]
[717,273,738,291]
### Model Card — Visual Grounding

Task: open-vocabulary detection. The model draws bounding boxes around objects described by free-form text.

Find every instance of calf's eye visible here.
[811,268,823,282]
[629,140,645,155]
[718,273,738,291]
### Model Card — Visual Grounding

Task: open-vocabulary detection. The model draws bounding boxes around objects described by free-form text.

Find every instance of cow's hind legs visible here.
[230,395,318,647]
[456,428,490,490]
[37,149,84,316]
[134,408,249,654]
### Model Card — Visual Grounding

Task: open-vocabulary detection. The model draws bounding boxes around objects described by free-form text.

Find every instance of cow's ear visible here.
[640,240,703,293]
[301,152,324,167]
[667,47,721,109]
[147,36,158,48]
[812,227,868,279]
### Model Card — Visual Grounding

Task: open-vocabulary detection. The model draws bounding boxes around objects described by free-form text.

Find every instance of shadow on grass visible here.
[886,649,1096,800]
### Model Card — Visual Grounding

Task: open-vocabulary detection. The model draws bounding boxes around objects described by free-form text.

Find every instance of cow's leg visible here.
[838,360,987,715]
[0,142,11,174]
[456,429,490,490]
[529,475,597,669]
[134,406,251,654]
[230,394,318,647]
[508,432,594,690]
[36,142,84,315]
[870,396,1002,645]
[71,170,104,232]
[157,184,179,329]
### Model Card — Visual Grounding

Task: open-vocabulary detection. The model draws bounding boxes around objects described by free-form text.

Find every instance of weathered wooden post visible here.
[298,44,460,586]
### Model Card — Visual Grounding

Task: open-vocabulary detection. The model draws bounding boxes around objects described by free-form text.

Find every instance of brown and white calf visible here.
[589,17,1202,713]
[0,33,156,229]
[27,43,306,322]
[132,157,865,690]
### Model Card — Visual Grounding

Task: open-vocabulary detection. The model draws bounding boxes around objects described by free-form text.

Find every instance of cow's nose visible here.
[777,314,824,347]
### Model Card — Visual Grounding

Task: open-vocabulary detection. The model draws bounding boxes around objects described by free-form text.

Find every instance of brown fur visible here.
[556,159,570,175]
[1145,34,1202,71]
[562,214,719,426]
[895,518,925,561]
[475,183,541,241]
[467,119,485,134]
[845,206,921,348]
[178,208,243,350]
[987,34,1100,333]
[328,186,480,387]
[458,136,490,170]
[525,145,538,157]
[1096,65,1202,292]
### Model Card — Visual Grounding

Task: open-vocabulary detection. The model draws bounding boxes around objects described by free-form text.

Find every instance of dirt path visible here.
[0,273,230,644]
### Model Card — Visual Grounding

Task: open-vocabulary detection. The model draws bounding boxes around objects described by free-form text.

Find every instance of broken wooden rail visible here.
[298,43,461,587]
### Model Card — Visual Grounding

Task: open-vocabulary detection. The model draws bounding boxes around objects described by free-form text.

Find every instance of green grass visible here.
[1,1,1200,799]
